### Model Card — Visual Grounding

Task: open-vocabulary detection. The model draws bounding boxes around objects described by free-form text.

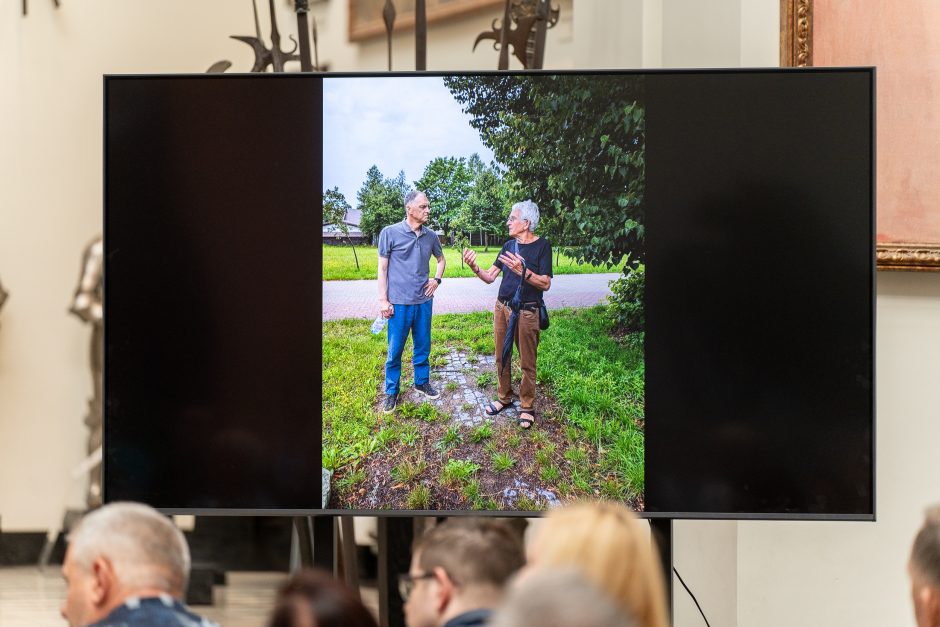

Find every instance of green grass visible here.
[475,371,497,388]
[440,459,481,487]
[322,305,645,503]
[406,485,431,509]
[491,452,516,472]
[391,457,427,483]
[437,425,462,452]
[322,245,623,280]
[470,422,494,443]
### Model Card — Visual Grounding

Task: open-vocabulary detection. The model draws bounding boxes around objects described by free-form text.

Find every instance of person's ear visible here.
[432,566,455,613]
[90,557,116,607]
[923,585,940,625]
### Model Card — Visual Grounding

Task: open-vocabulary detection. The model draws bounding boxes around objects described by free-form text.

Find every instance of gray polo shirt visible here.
[378,219,444,305]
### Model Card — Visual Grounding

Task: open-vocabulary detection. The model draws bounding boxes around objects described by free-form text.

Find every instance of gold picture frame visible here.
[348,0,502,42]
[781,0,940,271]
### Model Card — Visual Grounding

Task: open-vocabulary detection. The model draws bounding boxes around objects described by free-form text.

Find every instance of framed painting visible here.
[348,0,502,42]
[781,0,940,271]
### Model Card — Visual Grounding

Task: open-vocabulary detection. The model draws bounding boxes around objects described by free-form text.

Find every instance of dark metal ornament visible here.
[22,0,59,17]
[383,0,396,71]
[227,0,300,73]
[473,0,560,69]
[415,0,427,71]
[295,0,314,72]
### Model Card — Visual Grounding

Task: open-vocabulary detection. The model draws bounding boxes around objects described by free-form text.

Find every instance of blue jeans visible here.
[385,300,433,395]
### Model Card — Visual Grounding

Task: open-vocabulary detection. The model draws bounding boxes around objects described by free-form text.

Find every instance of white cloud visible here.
[323,76,497,204]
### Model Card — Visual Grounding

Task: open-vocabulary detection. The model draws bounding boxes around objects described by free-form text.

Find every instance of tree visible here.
[455,160,510,252]
[323,186,359,270]
[357,166,409,241]
[444,74,645,269]
[416,156,475,242]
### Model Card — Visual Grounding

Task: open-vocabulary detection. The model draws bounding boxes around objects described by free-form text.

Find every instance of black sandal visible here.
[517,410,535,429]
[485,400,512,417]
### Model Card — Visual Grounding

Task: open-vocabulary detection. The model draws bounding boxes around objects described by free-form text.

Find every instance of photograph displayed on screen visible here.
[322,74,646,511]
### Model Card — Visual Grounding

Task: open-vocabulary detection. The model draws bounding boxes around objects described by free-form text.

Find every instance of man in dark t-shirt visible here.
[462,200,552,428]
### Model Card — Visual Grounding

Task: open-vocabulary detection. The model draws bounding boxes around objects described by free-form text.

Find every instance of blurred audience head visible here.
[268,569,377,627]
[910,504,940,627]
[61,502,191,627]
[403,518,525,627]
[525,501,669,627]
[490,568,637,627]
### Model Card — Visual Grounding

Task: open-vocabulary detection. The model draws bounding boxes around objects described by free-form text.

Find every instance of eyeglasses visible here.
[398,572,436,600]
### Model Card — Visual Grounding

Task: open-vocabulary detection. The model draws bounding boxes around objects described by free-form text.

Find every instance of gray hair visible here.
[67,502,191,596]
[404,189,425,209]
[512,200,540,233]
[490,569,637,627]
[912,504,940,588]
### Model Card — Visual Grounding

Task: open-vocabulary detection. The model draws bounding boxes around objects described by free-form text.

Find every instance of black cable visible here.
[672,566,710,627]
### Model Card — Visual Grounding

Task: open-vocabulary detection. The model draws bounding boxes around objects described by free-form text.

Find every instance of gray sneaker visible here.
[383,393,398,413]
[414,382,440,399]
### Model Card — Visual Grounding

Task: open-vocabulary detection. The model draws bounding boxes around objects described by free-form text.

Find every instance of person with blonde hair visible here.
[524,501,669,627]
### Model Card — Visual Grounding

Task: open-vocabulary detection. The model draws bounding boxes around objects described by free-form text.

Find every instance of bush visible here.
[606,264,644,333]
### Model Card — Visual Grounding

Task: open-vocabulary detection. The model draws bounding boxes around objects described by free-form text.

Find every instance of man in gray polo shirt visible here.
[378,190,446,413]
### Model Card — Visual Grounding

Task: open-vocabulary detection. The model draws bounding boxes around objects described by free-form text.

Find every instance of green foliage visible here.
[491,452,516,472]
[515,495,542,511]
[440,459,481,486]
[336,467,365,491]
[406,485,431,509]
[437,425,462,452]
[392,457,427,483]
[470,422,494,443]
[445,381,459,392]
[416,156,476,240]
[445,75,646,267]
[357,166,410,240]
[563,447,588,465]
[476,371,496,388]
[606,264,645,333]
[462,479,482,506]
[399,402,441,423]
[323,186,361,271]
[540,464,561,482]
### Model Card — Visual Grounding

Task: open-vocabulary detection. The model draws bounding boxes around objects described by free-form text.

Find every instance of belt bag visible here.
[538,299,549,330]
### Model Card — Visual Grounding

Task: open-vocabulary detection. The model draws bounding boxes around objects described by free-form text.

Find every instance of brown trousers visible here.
[494,301,540,409]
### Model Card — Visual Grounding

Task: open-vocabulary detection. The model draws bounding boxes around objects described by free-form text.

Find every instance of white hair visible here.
[404,189,425,209]
[513,200,540,233]
[490,569,637,627]
[67,502,191,596]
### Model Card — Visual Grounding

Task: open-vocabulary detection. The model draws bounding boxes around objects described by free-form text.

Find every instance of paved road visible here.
[323,273,620,320]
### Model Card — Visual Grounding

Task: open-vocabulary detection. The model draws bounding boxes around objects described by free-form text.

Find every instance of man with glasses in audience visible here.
[378,189,446,413]
[399,519,524,627]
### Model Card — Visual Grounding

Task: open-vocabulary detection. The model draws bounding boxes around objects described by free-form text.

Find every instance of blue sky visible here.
[323,76,496,205]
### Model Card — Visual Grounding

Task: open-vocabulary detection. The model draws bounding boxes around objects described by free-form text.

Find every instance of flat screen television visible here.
[104,69,874,519]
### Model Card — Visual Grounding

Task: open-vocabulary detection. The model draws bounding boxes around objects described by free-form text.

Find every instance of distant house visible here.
[323,208,368,245]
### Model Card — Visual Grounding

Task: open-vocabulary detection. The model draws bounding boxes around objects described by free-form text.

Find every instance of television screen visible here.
[105,69,874,518]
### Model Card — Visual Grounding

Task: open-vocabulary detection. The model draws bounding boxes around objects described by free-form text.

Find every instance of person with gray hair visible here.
[377,189,446,414]
[60,502,216,627]
[462,200,552,429]
[910,503,940,627]
[489,569,637,627]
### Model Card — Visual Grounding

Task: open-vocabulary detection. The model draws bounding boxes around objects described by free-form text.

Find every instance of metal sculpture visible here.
[22,0,59,17]
[295,0,314,71]
[383,0,396,71]
[473,0,559,69]
[229,0,300,72]
[416,0,427,70]
[69,235,104,509]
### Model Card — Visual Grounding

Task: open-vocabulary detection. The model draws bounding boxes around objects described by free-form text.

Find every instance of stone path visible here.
[323,273,620,321]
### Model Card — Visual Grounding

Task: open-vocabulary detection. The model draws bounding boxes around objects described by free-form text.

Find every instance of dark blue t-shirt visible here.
[494,237,553,302]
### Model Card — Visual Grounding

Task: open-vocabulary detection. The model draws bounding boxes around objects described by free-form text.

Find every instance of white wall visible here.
[4,3,937,626]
